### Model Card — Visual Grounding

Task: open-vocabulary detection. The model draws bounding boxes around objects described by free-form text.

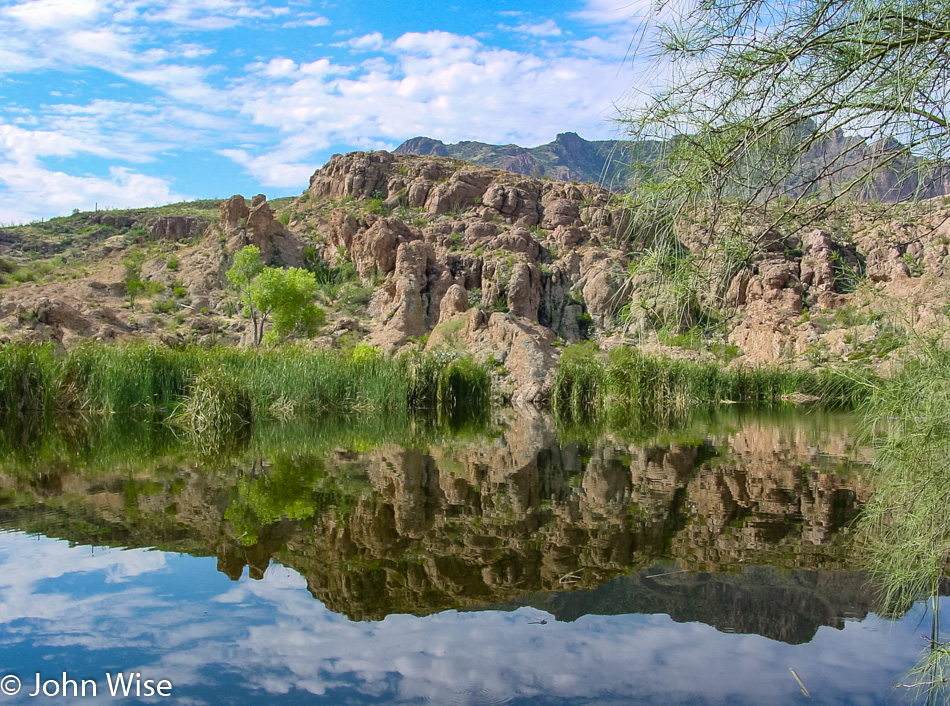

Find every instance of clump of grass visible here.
[435,357,491,427]
[0,344,56,415]
[175,368,253,445]
[551,342,605,420]
[57,343,198,412]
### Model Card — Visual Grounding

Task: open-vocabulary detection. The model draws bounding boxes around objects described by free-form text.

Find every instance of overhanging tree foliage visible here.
[616,0,950,330]
[630,0,950,203]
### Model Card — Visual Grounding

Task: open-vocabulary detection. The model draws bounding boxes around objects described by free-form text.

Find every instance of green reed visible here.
[0,342,491,427]
[859,344,950,617]
[553,344,874,422]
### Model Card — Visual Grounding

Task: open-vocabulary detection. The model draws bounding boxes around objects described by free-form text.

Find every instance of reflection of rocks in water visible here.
[486,566,875,645]
[0,410,873,633]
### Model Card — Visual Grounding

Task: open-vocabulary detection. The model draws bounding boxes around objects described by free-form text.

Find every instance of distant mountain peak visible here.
[394,133,624,185]
[393,137,448,157]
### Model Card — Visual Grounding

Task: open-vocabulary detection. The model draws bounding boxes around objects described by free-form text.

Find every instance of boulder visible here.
[438,284,469,324]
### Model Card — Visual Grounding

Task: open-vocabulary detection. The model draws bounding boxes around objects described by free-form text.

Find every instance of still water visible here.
[0,408,941,704]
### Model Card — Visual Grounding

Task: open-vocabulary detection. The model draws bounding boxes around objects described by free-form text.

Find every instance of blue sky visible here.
[0,0,653,223]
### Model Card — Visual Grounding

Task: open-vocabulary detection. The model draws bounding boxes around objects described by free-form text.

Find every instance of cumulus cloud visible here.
[218,148,317,189]
[221,29,634,183]
[0,120,189,222]
[347,31,386,51]
[0,163,188,224]
[3,0,103,29]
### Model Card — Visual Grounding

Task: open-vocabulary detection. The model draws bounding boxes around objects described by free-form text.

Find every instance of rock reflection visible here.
[0,408,873,642]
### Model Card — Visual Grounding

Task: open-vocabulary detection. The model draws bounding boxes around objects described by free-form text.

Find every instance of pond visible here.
[0,408,942,704]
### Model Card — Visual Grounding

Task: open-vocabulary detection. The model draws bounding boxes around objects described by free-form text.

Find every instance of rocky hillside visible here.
[2,149,950,402]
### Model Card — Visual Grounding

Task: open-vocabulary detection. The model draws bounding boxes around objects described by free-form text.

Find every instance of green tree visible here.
[122,250,146,310]
[617,0,950,327]
[248,266,324,345]
[227,245,265,344]
[629,0,950,206]
[227,246,324,345]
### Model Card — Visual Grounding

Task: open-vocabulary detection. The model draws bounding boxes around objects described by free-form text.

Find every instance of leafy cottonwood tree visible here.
[226,245,324,346]
[248,266,324,346]
[618,0,950,326]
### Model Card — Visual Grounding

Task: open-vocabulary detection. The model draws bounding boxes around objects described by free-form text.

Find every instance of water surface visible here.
[0,408,939,704]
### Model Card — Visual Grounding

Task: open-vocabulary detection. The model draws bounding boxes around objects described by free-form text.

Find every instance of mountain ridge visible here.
[395,132,637,186]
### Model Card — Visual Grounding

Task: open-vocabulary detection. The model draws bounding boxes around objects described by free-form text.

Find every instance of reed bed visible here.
[0,343,492,430]
[552,344,875,421]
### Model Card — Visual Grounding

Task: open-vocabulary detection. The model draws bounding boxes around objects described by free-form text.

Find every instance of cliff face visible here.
[0,412,873,636]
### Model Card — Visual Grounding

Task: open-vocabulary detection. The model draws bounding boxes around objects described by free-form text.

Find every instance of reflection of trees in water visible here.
[0,409,874,638]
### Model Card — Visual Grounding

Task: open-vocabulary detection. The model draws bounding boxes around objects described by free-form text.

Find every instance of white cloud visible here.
[4,0,103,29]
[572,0,656,24]
[136,0,294,30]
[0,162,188,223]
[506,19,564,37]
[0,117,191,221]
[347,32,386,51]
[218,148,316,188]
[66,29,136,61]
[283,15,330,28]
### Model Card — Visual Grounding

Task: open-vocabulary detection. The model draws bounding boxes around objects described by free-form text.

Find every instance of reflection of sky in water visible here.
[0,531,932,705]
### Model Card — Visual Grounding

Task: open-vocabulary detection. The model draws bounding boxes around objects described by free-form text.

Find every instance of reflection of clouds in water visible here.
[0,532,169,634]
[0,532,928,705]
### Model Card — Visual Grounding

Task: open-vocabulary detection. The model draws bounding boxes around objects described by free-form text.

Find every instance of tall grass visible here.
[856,343,950,703]
[858,344,950,616]
[0,344,56,415]
[552,344,874,423]
[0,343,492,428]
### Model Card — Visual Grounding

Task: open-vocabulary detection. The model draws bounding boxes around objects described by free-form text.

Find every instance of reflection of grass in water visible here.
[556,400,861,450]
[0,411,495,476]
